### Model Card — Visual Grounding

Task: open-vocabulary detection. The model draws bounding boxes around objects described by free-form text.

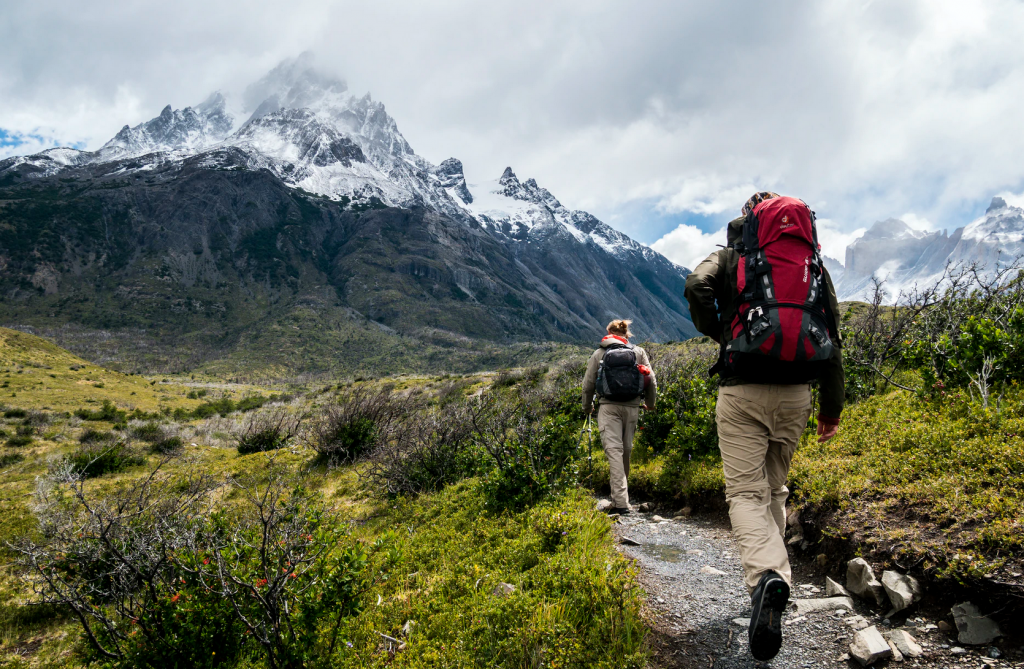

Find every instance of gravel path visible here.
[611,506,1022,669]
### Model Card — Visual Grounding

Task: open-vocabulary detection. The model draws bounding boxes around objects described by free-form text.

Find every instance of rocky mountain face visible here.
[0,56,695,375]
[834,198,1024,301]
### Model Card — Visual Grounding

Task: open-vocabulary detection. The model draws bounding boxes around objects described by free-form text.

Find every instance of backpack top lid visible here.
[748,196,817,251]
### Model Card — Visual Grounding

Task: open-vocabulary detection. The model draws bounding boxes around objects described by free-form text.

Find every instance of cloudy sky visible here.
[2,0,1023,268]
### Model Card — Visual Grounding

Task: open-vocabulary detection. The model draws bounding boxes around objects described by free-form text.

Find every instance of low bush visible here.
[150,435,184,454]
[305,387,410,464]
[236,407,301,454]
[63,440,145,478]
[14,464,367,669]
[74,400,126,423]
[78,428,113,444]
[363,400,484,496]
[0,451,23,467]
[128,420,165,442]
[3,408,27,419]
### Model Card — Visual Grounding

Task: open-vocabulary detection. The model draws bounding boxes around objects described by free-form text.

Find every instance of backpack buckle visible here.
[746,306,771,340]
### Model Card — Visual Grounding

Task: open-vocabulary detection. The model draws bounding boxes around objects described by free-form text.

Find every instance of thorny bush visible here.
[304,386,411,464]
[11,459,367,669]
[236,407,302,455]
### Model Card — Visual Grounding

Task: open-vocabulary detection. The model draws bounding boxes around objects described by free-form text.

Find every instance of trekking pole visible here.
[580,413,594,492]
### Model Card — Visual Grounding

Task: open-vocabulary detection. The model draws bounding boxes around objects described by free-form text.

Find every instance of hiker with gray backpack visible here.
[582,319,657,514]
[684,192,844,662]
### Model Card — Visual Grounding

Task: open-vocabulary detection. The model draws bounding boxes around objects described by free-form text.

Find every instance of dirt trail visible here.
[612,507,1022,669]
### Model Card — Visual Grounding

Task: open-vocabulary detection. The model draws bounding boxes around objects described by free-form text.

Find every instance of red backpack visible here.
[720,196,836,383]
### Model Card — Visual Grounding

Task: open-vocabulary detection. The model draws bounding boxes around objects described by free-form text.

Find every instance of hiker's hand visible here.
[643,404,652,411]
[817,421,839,443]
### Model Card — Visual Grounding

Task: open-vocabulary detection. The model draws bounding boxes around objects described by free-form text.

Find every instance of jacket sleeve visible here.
[638,347,657,408]
[684,249,727,341]
[581,349,602,413]
[817,266,845,421]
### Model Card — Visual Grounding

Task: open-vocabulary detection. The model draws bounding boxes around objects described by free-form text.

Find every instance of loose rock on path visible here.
[609,504,1023,668]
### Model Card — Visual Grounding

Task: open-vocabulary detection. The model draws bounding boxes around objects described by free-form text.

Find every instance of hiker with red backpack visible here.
[684,192,844,662]
[582,319,657,515]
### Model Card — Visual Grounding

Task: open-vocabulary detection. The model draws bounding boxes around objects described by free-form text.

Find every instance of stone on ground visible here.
[637,502,653,512]
[845,614,869,631]
[651,514,668,522]
[881,570,921,612]
[794,596,856,615]
[700,565,726,575]
[887,630,923,658]
[595,499,613,512]
[951,601,1003,645]
[849,626,892,666]
[732,617,750,627]
[886,639,904,662]
[491,582,515,597]
[826,576,852,598]
[619,536,641,546]
[847,558,887,606]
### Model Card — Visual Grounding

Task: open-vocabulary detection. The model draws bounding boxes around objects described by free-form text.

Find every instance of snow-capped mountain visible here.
[834,198,1024,300]
[3,54,656,264]
[0,56,696,367]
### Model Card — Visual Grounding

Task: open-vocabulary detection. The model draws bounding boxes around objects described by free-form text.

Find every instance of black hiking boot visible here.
[748,570,789,661]
[607,506,631,515]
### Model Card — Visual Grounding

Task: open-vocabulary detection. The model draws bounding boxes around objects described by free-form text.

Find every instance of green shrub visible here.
[306,387,409,463]
[0,452,23,467]
[3,408,26,419]
[150,435,183,454]
[128,421,164,442]
[78,428,113,443]
[64,441,145,478]
[236,408,300,455]
[74,400,126,422]
[186,388,209,399]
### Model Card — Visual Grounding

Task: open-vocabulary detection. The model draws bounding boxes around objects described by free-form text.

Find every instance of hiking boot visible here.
[748,570,789,661]
[607,506,631,515]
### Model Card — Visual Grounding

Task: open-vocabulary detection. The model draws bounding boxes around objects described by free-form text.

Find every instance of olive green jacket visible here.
[683,216,846,419]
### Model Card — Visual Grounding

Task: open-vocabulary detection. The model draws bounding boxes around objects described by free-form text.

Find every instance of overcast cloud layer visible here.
[2,0,1023,268]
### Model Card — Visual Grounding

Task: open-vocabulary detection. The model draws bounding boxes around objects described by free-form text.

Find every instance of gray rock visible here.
[651,514,668,522]
[491,582,515,597]
[700,565,726,575]
[849,626,892,666]
[887,639,904,662]
[826,576,852,598]
[794,596,857,615]
[951,646,967,654]
[732,617,751,627]
[847,558,887,606]
[595,499,613,512]
[619,536,641,546]
[845,615,870,631]
[951,601,1003,645]
[637,502,653,512]
[887,630,923,658]
[881,570,922,612]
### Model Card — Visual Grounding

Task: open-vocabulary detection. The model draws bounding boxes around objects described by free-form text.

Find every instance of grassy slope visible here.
[0,335,643,668]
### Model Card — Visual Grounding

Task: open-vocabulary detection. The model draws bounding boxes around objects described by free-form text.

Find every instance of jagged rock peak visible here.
[988,196,1008,213]
[433,158,472,204]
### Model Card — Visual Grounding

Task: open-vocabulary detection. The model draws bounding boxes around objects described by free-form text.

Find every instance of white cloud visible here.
[998,190,1024,209]
[1,0,1024,245]
[899,213,937,232]
[650,224,726,271]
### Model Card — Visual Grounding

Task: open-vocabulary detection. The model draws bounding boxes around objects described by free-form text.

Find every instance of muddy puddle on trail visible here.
[638,544,685,563]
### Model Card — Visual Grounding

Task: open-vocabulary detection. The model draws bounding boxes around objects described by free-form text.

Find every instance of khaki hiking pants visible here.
[597,403,639,508]
[716,384,813,593]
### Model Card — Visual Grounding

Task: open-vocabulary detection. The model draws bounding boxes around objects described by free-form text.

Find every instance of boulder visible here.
[595,499,613,512]
[887,630,923,658]
[847,558,887,606]
[637,502,653,512]
[826,576,852,598]
[676,506,693,517]
[951,601,1003,645]
[881,571,922,612]
[794,597,856,615]
[849,626,892,666]
[491,582,516,597]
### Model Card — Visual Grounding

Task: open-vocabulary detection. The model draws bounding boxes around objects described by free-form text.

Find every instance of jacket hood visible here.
[600,334,632,348]
[726,215,745,247]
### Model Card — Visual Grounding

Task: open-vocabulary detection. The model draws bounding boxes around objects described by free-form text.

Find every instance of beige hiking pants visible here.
[716,384,813,593]
[597,403,639,508]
